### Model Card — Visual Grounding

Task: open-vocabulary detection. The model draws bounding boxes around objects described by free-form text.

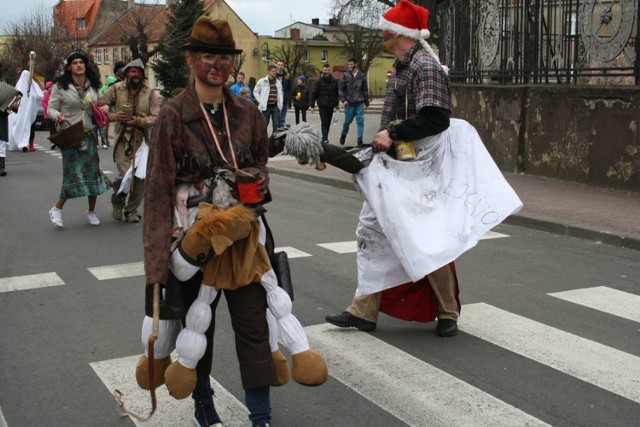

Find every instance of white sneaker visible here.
[49,207,63,228]
[87,211,101,226]
[102,144,108,149]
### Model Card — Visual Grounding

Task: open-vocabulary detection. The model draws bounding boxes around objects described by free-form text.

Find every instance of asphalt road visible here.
[0,130,639,426]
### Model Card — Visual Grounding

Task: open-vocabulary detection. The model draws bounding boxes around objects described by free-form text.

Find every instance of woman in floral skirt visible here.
[47,51,111,228]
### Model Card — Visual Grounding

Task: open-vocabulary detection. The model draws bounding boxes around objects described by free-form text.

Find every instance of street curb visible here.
[269,166,640,251]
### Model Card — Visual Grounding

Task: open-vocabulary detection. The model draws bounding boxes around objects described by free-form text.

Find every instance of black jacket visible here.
[310,74,339,109]
[292,84,309,109]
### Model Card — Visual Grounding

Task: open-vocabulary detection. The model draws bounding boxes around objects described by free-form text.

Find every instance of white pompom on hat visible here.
[379,0,447,72]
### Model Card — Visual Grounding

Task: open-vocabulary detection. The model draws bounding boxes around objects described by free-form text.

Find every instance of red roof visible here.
[54,0,103,39]
[92,4,168,46]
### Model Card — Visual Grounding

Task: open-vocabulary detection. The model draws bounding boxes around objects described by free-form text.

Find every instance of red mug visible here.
[237,168,262,204]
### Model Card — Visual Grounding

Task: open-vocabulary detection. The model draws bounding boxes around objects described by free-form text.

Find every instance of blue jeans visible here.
[341,102,365,140]
[262,105,280,133]
[246,385,271,425]
[279,99,290,127]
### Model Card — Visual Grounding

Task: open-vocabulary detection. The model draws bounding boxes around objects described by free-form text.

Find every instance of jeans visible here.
[318,106,334,142]
[279,99,290,127]
[262,105,280,133]
[341,102,365,140]
[93,126,107,146]
[246,385,271,425]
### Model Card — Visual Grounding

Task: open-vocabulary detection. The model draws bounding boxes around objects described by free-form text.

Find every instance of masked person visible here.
[144,17,283,427]
[99,58,159,223]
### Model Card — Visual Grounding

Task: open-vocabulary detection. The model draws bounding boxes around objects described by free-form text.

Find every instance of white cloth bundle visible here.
[8,71,43,151]
[354,118,523,296]
[117,139,149,195]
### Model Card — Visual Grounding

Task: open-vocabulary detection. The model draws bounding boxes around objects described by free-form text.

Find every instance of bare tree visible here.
[1,2,84,84]
[232,52,247,82]
[331,1,388,73]
[118,4,167,65]
[331,0,443,43]
[271,40,319,80]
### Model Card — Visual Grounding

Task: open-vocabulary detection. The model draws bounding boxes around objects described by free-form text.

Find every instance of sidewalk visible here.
[268,154,640,251]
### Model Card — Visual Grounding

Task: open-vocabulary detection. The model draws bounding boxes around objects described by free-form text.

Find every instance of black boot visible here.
[0,157,6,176]
[339,134,346,145]
[357,138,364,147]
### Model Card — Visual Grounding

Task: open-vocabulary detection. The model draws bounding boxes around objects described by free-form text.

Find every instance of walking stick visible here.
[113,282,159,421]
[27,51,36,97]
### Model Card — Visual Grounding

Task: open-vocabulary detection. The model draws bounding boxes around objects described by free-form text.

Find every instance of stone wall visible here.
[450,84,640,191]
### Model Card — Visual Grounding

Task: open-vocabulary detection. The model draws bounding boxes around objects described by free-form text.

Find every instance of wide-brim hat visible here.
[182,17,243,54]
[65,51,89,66]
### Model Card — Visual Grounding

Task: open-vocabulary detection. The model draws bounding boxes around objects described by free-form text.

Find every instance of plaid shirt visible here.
[380,43,451,131]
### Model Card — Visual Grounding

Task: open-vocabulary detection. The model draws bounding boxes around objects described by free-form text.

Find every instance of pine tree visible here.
[152,0,203,98]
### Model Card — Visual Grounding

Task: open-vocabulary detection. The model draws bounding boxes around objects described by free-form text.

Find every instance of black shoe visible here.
[357,138,364,147]
[339,134,346,145]
[326,311,376,332]
[194,395,222,427]
[437,319,458,337]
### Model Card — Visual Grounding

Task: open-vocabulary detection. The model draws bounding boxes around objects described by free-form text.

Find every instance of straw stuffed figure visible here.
[135,202,328,399]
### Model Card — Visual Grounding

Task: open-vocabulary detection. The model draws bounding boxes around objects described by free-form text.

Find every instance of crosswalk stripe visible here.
[317,232,509,254]
[274,246,311,258]
[88,262,144,280]
[90,355,249,427]
[306,323,549,426]
[0,272,64,293]
[458,303,640,404]
[318,241,357,253]
[0,406,7,427]
[548,286,640,323]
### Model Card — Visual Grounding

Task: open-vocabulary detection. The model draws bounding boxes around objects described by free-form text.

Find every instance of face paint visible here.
[193,53,232,86]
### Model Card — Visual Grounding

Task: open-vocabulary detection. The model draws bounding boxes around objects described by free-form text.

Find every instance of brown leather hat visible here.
[182,16,243,54]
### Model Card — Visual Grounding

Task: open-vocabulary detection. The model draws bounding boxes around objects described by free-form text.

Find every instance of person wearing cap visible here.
[99,58,159,223]
[292,75,309,124]
[339,58,369,147]
[46,51,111,228]
[143,17,276,427]
[325,0,461,338]
[229,71,253,100]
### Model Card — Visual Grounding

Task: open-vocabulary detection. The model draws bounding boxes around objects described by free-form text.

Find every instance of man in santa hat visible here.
[325,0,461,337]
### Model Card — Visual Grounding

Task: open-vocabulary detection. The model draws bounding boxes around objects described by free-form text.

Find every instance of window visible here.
[113,48,119,62]
[77,18,87,30]
[96,49,101,64]
[564,12,577,36]
[340,50,348,57]
[321,50,328,62]
[103,48,109,64]
[121,47,129,62]
[303,49,309,62]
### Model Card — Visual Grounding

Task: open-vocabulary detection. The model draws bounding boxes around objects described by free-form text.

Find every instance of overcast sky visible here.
[0,0,334,36]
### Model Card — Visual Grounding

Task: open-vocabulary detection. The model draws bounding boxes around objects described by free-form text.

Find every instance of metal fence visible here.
[437,0,640,85]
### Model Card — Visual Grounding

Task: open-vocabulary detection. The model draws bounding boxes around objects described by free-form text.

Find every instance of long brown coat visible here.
[143,83,269,285]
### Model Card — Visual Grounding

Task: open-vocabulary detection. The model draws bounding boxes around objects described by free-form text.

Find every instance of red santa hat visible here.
[379,0,431,41]
[379,0,447,72]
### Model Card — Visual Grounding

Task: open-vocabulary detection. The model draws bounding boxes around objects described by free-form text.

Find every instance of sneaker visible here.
[325,311,376,332]
[50,144,57,150]
[193,396,223,427]
[102,144,108,149]
[49,207,63,228]
[126,212,141,223]
[339,134,346,145]
[87,211,101,226]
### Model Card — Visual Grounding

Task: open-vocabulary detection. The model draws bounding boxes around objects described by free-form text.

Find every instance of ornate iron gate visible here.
[437,0,640,85]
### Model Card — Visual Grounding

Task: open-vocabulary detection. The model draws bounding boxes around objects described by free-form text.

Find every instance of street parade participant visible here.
[274,1,522,337]
[9,53,43,153]
[0,82,21,176]
[47,51,111,228]
[99,58,159,223]
[140,17,327,427]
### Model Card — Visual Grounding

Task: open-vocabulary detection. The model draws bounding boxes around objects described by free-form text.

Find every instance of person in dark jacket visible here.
[309,64,339,143]
[339,58,370,146]
[292,76,309,124]
[276,60,292,127]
